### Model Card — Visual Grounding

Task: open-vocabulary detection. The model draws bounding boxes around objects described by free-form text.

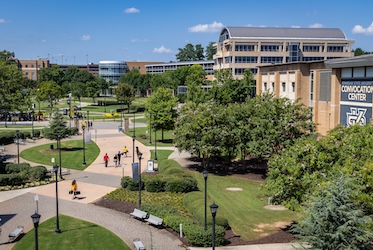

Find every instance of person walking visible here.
[123,146,128,157]
[71,180,78,200]
[104,153,109,167]
[113,154,118,168]
[117,151,121,164]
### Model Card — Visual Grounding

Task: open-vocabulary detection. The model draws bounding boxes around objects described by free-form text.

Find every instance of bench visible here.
[145,214,163,226]
[46,168,71,176]
[14,139,26,145]
[129,208,148,220]
[0,146,6,152]
[133,238,146,250]
[8,226,24,242]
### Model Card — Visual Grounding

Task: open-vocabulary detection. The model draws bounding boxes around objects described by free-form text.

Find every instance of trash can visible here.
[118,126,122,132]
[50,144,54,150]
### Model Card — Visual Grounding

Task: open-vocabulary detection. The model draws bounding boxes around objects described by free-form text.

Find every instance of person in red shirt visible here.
[103,153,109,167]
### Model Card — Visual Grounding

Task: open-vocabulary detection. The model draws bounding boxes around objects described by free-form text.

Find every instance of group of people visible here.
[103,146,129,168]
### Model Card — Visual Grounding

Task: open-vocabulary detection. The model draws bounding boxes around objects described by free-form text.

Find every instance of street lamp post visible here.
[87,111,90,132]
[138,152,143,209]
[210,203,219,250]
[68,94,71,128]
[82,125,86,166]
[57,133,63,179]
[15,130,20,164]
[31,110,34,138]
[132,106,136,163]
[203,170,208,231]
[31,212,41,250]
[53,163,61,234]
[149,112,152,144]
[154,123,158,160]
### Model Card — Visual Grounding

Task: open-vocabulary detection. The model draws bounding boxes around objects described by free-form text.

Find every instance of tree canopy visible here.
[176,43,215,61]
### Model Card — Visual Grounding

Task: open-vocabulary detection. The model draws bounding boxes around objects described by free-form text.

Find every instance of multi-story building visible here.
[214,26,354,79]
[146,60,215,80]
[16,59,50,81]
[126,61,164,74]
[257,54,373,135]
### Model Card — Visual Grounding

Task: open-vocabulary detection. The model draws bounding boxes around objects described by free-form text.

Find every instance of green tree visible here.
[185,65,206,104]
[0,60,29,120]
[43,111,70,140]
[37,80,64,114]
[205,42,216,60]
[145,87,178,140]
[195,44,205,61]
[293,175,373,249]
[85,80,101,103]
[353,47,373,56]
[38,65,64,86]
[0,50,16,64]
[113,83,135,112]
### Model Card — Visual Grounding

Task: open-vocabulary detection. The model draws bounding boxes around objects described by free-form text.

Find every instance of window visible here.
[282,82,286,92]
[292,82,295,92]
[303,46,319,52]
[303,57,324,62]
[261,45,280,52]
[225,56,232,63]
[271,82,275,90]
[235,56,258,63]
[260,57,283,64]
[310,71,314,104]
[235,45,255,51]
[264,82,267,91]
[327,46,344,52]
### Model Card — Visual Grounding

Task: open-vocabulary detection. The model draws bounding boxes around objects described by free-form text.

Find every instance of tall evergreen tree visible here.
[292,175,373,250]
[44,111,70,140]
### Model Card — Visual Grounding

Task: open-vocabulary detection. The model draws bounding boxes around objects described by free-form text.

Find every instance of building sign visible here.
[340,80,373,127]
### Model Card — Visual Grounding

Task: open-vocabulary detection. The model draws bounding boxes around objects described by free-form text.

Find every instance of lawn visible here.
[13,215,130,250]
[125,127,174,147]
[108,150,298,241]
[20,140,100,170]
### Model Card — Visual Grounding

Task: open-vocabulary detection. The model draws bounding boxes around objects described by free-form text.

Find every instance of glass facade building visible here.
[99,61,127,84]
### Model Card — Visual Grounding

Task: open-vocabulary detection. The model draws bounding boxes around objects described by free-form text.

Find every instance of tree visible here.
[353,47,373,56]
[85,80,101,103]
[0,50,16,64]
[0,61,30,116]
[43,111,70,140]
[176,43,196,61]
[292,175,373,249]
[185,64,207,104]
[38,65,64,86]
[113,83,135,112]
[205,42,217,60]
[145,87,178,140]
[37,80,64,114]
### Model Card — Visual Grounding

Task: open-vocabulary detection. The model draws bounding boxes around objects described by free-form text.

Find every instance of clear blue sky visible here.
[1,0,373,65]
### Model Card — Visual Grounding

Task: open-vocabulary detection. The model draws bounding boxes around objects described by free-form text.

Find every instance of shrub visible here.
[127,179,144,191]
[165,176,198,193]
[5,163,30,173]
[144,175,166,192]
[120,176,132,188]
[0,173,28,186]
[184,223,225,247]
[33,129,41,138]
[0,132,16,145]
[141,204,179,218]
[68,127,78,135]
[28,166,47,181]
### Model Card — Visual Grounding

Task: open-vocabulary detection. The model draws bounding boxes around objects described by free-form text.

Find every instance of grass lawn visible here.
[124,127,174,147]
[186,171,298,240]
[108,150,298,241]
[13,215,130,250]
[20,140,100,170]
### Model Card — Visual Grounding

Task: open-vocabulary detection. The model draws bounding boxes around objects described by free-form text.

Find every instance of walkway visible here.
[0,121,299,250]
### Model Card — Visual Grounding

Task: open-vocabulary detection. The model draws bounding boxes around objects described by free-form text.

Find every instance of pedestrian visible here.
[123,146,128,157]
[113,154,118,168]
[104,153,109,167]
[71,180,78,200]
[117,151,121,164]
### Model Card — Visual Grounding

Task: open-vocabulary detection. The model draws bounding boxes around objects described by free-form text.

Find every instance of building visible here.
[146,60,215,80]
[16,59,50,81]
[257,54,373,135]
[214,26,354,79]
[58,63,99,76]
[99,61,128,84]
[126,61,164,74]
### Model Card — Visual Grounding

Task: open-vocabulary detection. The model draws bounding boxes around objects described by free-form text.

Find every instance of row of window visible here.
[234,68,258,75]
[233,44,347,53]
[263,82,295,92]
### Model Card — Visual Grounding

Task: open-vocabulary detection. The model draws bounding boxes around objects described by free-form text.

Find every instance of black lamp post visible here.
[57,133,63,179]
[87,111,90,132]
[132,106,136,163]
[68,94,71,128]
[15,130,20,164]
[31,212,41,250]
[138,152,143,209]
[210,203,218,250]
[154,123,158,160]
[203,169,208,231]
[31,110,34,138]
[82,125,86,166]
[149,112,152,144]
[53,163,61,233]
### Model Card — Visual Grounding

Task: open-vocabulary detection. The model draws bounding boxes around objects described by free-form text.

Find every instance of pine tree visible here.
[292,175,373,249]
[44,111,70,140]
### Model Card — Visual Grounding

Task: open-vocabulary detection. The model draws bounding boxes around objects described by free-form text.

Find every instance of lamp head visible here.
[203,169,208,178]
[138,152,143,160]
[210,203,219,217]
[31,212,41,227]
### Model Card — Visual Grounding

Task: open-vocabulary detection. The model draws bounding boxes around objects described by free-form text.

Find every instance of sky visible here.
[1,0,373,65]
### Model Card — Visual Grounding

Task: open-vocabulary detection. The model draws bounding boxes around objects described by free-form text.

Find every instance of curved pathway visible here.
[0,121,186,250]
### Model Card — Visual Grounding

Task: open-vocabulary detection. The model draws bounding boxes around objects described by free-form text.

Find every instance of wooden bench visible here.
[145,214,163,226]
[129,208,148,220]
[133,238,146,250]
[8,226,24,242]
